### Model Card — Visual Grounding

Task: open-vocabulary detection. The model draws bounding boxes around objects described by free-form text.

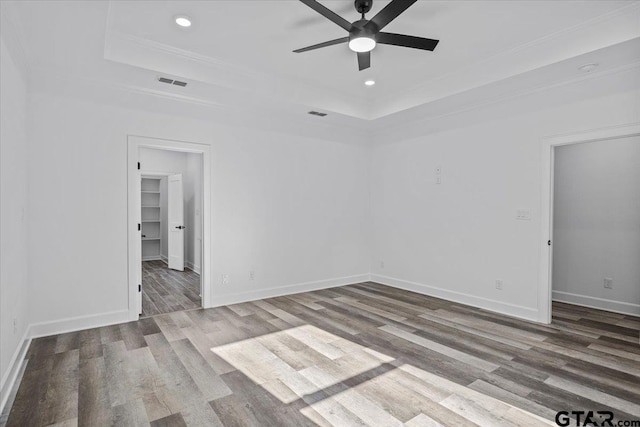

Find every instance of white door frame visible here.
[127,135,212,321]
[538,122,640,324]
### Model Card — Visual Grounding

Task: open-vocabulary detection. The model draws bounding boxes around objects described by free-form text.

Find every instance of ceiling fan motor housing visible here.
[349,19,376,41]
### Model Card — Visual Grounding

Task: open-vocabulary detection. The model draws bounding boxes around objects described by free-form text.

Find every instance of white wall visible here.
[27,93,371,327]
[0,37,30,403]
[552,136,640,315]
[139,148,202,270]
[370,88,640,322]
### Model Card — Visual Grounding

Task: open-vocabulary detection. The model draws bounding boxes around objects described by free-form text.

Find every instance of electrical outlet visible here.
[380,261,385,269]
[249,270,255,280]
[495,280,503,290]
[222,274,229,285]
[604,278,613,289]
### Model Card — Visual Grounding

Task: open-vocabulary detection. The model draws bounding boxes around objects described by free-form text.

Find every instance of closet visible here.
[141,177,162,260]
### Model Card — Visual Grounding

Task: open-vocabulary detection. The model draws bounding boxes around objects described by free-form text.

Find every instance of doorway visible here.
[139,162,202,316]
[551,135,640,319]
[127,136,212,321]
[539,123,640,324]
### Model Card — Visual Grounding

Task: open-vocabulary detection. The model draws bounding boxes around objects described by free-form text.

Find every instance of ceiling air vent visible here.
[308,111,327,117]
[157,76,188,87]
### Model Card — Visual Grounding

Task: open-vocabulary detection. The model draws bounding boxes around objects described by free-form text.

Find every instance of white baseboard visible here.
[157,256,199,274]
[0,327,31,416]
[2,310,130,415]
[29,309,131,339]
[370,274,539,322]
[142,255,161,261]
[553,291,640,317]
[185,261,201,274]
[211,273,371,307]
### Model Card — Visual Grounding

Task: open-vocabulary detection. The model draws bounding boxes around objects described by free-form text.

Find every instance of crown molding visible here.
[475,2,640,63]
[29,69,370,144]
[103,5,368,120]
[29,49,638,145]
[370,1,640,118]
[542,122,640,146]
[105,31,263,82]
[371,60,640,143]
[110,80,228,110]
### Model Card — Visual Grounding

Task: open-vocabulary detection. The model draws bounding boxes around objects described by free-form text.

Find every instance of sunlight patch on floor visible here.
[211,324,554,426]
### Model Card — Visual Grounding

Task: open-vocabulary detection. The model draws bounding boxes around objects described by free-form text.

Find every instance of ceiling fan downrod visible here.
[355,0,373,19]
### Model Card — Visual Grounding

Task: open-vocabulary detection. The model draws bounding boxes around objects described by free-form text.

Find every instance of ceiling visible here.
[3,0,640,124]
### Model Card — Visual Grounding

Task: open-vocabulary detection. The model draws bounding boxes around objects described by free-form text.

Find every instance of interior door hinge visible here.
[138,223,141,231]
[548,240,551,246]
[137,162,141,170]
[138,284,141,292]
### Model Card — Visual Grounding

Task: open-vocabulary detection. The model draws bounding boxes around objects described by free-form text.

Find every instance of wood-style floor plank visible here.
[142,260,201,317]
[4,282,640,426]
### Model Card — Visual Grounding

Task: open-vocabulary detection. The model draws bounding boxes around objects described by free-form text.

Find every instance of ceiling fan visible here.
[293,0,439,71]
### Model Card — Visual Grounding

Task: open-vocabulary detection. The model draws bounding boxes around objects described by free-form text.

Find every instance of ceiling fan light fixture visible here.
[349,36,376,53]
[174,15,192,28]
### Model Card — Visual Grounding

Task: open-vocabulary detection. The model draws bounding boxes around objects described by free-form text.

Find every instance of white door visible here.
[136,175,143,314]
[168,174,185,271]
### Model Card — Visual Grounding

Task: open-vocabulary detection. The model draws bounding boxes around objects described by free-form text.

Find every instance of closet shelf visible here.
[141,177,162,260]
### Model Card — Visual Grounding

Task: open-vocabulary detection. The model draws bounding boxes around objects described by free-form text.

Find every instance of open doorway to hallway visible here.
[138,147,204,317]
[550,135,640,320]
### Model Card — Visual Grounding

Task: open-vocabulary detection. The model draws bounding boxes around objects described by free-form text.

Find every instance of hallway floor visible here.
[142,260,200,317]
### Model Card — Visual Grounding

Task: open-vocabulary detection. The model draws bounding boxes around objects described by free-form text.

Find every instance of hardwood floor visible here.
[3,282,639,426]
[141,260,201,317]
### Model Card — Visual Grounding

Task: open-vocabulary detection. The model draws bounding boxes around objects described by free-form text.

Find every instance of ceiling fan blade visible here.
[377,32,439,51]
[298,0,352,32]
[293,37,349,53]
[357,51,370,71]
[364,0,417,32]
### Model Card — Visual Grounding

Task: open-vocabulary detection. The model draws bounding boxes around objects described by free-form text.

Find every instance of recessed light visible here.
[578,63,598,73]
[364,80,375,86]
[175,15,192,28]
